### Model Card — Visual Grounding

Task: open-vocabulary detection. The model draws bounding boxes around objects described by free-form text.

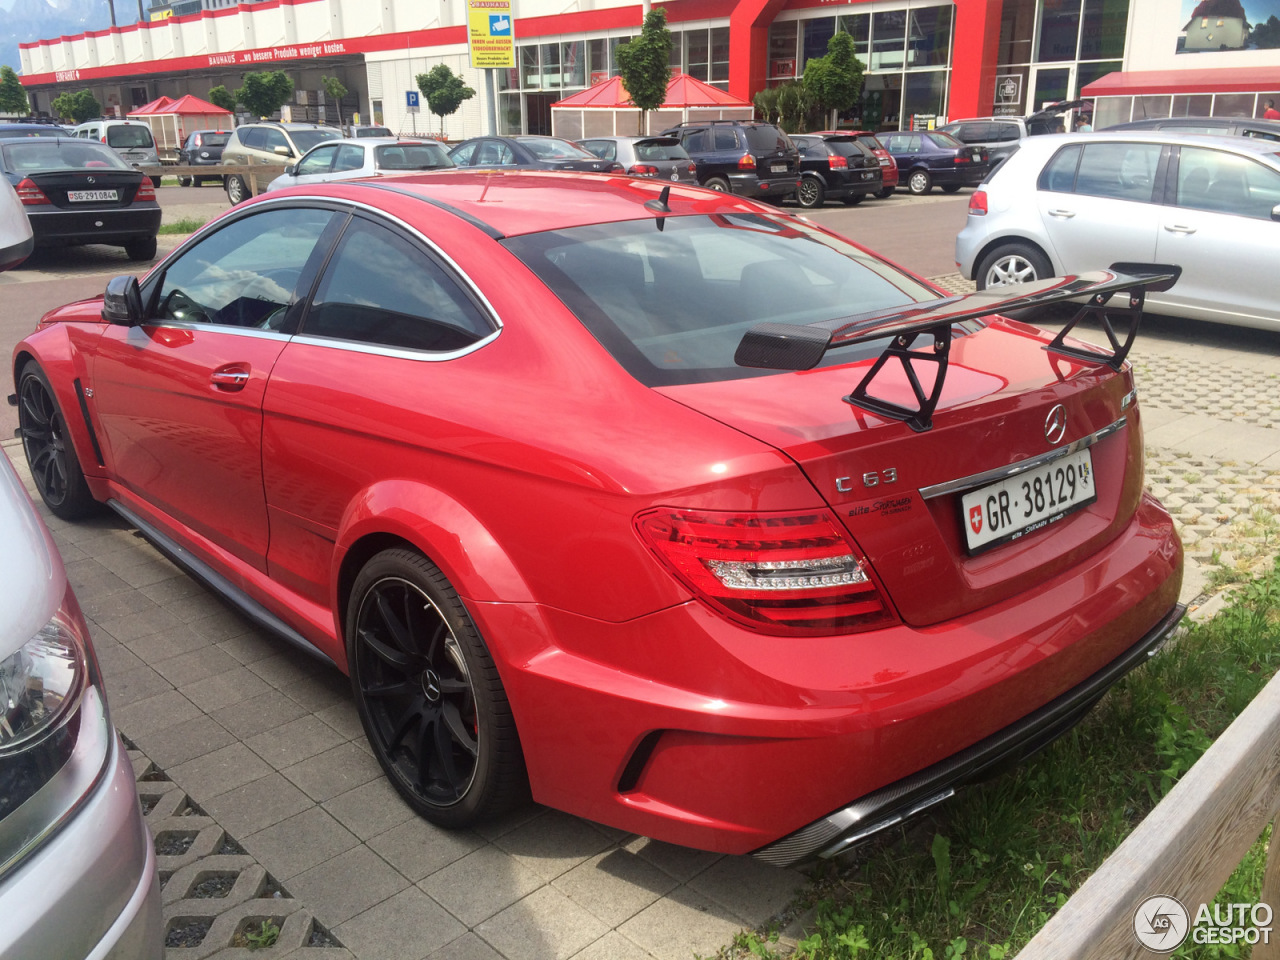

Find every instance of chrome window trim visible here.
[130,322,294,343]
[289,328,503,362]
[918,415,1127,501]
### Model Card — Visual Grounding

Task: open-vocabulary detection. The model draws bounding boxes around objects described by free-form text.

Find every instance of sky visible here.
[1181,0,1280,22]
[2,0,144,73]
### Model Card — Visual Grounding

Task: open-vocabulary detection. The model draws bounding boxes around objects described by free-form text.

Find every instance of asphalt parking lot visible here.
[4,184,1280,959]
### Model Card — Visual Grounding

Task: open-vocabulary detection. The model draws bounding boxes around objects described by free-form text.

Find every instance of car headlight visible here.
[0,615,85,752]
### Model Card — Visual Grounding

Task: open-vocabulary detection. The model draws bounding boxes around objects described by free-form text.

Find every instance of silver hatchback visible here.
[956,131,1280,329]
[576,136,698,182]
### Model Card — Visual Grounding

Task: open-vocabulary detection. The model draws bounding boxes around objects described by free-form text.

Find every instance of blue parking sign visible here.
[406,90,420,109]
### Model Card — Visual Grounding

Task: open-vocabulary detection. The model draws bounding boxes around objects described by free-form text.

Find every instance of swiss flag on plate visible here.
[969,505,983,535]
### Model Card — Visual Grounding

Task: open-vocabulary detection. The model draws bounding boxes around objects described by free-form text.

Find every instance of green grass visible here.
[733,559,1280,960]
[157,217,208,235]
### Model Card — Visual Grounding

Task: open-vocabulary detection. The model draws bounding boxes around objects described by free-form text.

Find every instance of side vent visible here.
[72,379,105,466]
[617,730,664,793]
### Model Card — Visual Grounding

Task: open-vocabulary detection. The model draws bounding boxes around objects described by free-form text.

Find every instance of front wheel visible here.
[941,184,963,194]
[347,549,529,828]
[178,176,192,187]
[975,243,1053,290]
[704,176,731,193]
[17,362,99,521]
[796,176,826,208]
[226,174,248,204]
[907,170,932,195]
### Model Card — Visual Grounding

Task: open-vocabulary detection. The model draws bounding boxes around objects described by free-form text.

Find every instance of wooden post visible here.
[1256,822,1280,960]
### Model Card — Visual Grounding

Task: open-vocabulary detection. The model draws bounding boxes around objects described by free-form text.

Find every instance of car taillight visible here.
[635,508,896,635]
[15,178,50,205]
[828,154,848,169]
[100,136,107,143]
[954,154,970,163]
[738,154,756,170]
[687,163,696,174]
[969,190,988,215]
[134,179,156,201]
[629,164,658,176]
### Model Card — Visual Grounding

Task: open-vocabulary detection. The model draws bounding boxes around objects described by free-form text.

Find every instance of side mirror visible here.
[1272,203,1280,222]
[273,144,293,157]
[102,275,143,325]
[285,164,296,176]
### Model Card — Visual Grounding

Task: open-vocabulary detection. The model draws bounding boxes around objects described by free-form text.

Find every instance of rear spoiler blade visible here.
[734,263,1181,433]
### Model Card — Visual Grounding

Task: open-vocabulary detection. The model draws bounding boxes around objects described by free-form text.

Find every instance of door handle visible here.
[1047,208,1076,219]
[1164,224,1197,234]
[210,367,250,390]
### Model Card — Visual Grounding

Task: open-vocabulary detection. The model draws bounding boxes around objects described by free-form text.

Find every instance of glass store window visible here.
[836,14,870,58]
[1079,0,1128,59]
[871,11,907,70]
[803,18,835,72]
[908,6,952,68]
[1037,0,1080,61]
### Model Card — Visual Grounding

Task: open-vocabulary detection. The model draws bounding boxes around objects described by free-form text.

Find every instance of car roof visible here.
[1007,129,1280,159]
[1105,116,1280,131]
[259,169,774,238]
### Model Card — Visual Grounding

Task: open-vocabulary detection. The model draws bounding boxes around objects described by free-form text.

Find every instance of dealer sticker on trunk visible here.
[960,448,1096,554]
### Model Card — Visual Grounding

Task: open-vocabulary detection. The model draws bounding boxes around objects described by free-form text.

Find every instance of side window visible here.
[477,140,508,164]
[496,142,515,164]
[262,128,290,155]
[683,129,708,152]
[240,128,265,150]
[958,123,990,142]
[713,128,739,151]
[997,124,1021,142]
[451,142,477,165]
[1074,142,1161,202]
[1243,128,1280,142]
[1176,146,1280,218]
[304,218,493,352]
[334,144,365,171]
[154,207,334,329]
[1038,145,1082,192]
[295,145,339,176]
[793,138,811,156]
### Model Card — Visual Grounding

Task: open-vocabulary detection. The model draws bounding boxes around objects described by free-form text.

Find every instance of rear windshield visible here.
[517,137,594,159]
[855,133,885,151]
[197,132,230,147]
[356,127,393,137]
[106,124,154,148]
[1,140,130,173]
[927,132,964,149]
[0,126,61,138]
[375,142,453,170]
[290,129,343,153]
[635,138,688,161]
[826,138,871,158]
[743,125,790,154]
[504,214,936,387]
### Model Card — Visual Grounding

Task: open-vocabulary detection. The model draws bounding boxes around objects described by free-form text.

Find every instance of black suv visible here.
[661,120,799,201]
[789,133,882,208]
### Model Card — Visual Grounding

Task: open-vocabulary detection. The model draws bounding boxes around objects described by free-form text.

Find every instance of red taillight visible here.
[738,153,756,170]
[828,154,848,169]
[954,154,970,164]
[15,178,50,205]
[968,190,988,216]
[100,136,107,143]
[687,163,696,174]
[635,508,896,635]
[134,179,156,201]
[628,164,659,176]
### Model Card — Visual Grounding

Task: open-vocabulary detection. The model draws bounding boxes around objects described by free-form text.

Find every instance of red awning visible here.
[128,95,175,115]
[1082,66,1280,97]
[552,71,751,109]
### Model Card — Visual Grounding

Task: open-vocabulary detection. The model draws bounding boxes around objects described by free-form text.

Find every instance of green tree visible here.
[415,64,475,136]
[51,88,101,123]
[234,70,294,119]
[0,66,30,116]
[207,84,237,113]
[753,86,780,125]
[803,31,864,128]
[321,75,347,126]
[615,7,672,134]
[775,80,816,133]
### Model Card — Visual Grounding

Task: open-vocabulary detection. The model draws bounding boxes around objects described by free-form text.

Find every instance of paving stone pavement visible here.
[7,276,1279,960]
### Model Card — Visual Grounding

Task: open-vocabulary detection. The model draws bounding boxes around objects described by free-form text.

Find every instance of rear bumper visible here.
[28,206,161,246]
[730,173,800,198]
[821,169,882,198]
[475,494,1183,855]
[0,233,33,270]
[930,164,989,186]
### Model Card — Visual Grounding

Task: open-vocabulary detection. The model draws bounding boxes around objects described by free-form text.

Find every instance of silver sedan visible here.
[266,137,453,191]
[955,131,1280,329]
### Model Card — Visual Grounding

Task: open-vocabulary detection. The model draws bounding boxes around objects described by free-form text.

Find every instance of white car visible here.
[266,137,453,192]
[0,176,32,270]
[955,131,1280,329]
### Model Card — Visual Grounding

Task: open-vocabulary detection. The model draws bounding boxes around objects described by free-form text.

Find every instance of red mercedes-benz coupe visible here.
[10,171,1183,866]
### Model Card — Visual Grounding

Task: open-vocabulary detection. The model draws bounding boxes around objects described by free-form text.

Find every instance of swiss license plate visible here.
[68,189,118,202]
[960,448,1096,554]
[771,163,787,173]
[972,150,983,161]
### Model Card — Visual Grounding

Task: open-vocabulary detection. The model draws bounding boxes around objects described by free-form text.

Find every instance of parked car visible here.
[350,125,394,138]
[661,119,800,200]
[0,123,65,139]
[880,130,990,195]
[1,396,163,955]
[815,130,900,197]
[940,100,1091,167]
[13,172,1184,865]
[955,131,1280,329]
[71,119,161,186]
[576,136,698,182]
[221,121,344,203]
[449,135,619,173]
[266,138,453,191]
[0,137,160,261]
[0,176,32,270]
[176,129,232,186]
[789,133,882,208]
[1102,115,1280,141]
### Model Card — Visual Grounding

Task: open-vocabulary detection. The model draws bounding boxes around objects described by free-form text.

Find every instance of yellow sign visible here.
[150,8,173,20]
[467,0,514,70]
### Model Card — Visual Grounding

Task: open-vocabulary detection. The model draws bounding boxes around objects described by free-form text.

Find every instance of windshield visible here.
[504,214,936,387]
[107,125,154,148]
[290,129,343,153]
[375,142,454,170]
[635,138,689,161]
[1,140,130,173]
[518,137,594,160]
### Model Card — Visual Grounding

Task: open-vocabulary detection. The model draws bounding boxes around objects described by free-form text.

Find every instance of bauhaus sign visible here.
[468,0,515,69]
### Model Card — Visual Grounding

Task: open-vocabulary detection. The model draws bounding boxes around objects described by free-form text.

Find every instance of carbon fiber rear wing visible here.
[733,262,1181,433]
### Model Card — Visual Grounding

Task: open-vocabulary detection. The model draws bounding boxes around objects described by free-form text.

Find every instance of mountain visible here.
[1,0,145,75]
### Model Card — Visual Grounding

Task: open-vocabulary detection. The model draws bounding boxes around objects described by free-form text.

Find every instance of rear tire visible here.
[975,242,1053,290]
[704,176,731,193]
[877,186,895,199]
[17,362,99,521]
[124,236,157,261]
[150,175,161,188]
[347,548,529,828]
[226,175,248,204]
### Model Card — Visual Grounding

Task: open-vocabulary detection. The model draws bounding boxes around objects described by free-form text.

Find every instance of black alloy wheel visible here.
[17,363,98,520]
[347,549,527,827]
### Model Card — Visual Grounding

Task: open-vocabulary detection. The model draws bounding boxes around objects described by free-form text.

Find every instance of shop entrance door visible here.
[525,93,556,135]
[1029,66,1074,113]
